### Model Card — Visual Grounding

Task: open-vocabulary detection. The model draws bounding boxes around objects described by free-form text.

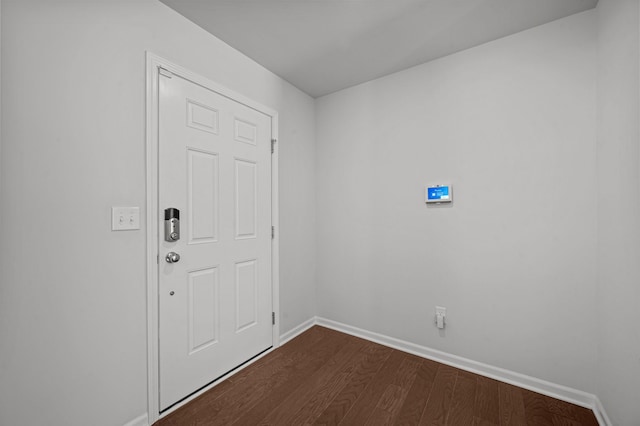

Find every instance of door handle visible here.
[165,252,181,263]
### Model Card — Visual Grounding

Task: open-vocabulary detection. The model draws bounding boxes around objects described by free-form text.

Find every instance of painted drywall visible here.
[278,89,317,331]
[0,1,316,425]
[316,10,598,393]
[596,0,640,424]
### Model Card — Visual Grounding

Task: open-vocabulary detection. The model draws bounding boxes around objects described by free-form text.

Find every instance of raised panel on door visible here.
[187,99,219,134]
[235,259,258,332]
[187,149,219,244]
[234,118,257,145]
[188,267,219,354]
[235,159,257,240]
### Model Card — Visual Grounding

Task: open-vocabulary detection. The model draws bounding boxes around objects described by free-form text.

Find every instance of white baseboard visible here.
[277,316,609,426]
[279,317,316,345]
[123,413,148,426]
[593,396,613,426]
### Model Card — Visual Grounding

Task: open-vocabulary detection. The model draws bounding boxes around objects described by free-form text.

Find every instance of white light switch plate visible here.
[112,207,140,231]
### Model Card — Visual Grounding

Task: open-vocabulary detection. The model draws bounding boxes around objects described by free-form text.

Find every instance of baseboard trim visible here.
[279,317,316,345]
[123,413,148,426]
[593,396,613,426]
[308,316,607,424]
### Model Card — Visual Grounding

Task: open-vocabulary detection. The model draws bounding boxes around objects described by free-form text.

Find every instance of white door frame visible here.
[145,52,280,424]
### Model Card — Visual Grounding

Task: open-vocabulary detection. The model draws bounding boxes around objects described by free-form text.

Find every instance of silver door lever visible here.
[165,252,180,263]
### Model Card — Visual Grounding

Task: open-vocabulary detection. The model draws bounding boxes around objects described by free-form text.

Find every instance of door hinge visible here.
[159,67,173,78]
[272,312,276,325]
[271,138,276,154]
[271,226,275,239]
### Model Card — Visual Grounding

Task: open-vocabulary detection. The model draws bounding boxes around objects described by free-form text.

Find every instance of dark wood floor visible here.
[156,326,599,426]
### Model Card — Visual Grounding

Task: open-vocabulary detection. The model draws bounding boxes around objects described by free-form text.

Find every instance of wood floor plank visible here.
[418,364,458,426]
[336,350,407,425]
[363,357,422,425]
[522,389,554,426]
[471,417,498,426]
[473,376,499,424]
[543,395,599,426]
[394,358,439,425]
[231,332,359,425]
[446,371,477,425]
[289,371,353,425]
[389,356,423,388]
[278,325,334,357]
[551,414,584,426]
[572,406,600,426]
[312,343,392,426]
[498,382,526,426]
[155,326,600,426]
[253,338,367,425]
[544,394,577,419]
[218,354,328,425]
[364,384,409,425]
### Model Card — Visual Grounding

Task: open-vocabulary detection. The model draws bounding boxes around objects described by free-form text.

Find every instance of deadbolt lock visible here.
[164,208,180,242]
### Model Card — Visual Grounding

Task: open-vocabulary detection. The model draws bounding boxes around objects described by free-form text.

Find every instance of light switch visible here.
[112,207,140,231]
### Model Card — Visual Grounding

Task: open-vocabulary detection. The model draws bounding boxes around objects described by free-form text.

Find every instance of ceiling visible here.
[160,0,598,98]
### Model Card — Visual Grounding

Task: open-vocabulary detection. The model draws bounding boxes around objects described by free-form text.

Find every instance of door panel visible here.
[235,259,258,331]
[158,71,272,411]
[187,149,219,243]
[188,267,219,354]
[235,159,257,239]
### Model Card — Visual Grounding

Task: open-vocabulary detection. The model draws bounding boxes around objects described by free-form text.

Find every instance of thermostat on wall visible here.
[426,184,452,204]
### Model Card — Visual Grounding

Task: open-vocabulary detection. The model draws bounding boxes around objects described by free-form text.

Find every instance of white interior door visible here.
[158,69,273,411]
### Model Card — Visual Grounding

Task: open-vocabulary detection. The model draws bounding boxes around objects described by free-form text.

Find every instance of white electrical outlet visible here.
[111,207,140,231]
[435,306,446,329]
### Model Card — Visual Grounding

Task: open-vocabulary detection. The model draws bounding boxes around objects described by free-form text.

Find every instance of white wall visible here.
[279,89,317,330]
[0,1,316,425]
[316,10,598,393]
[596,0,640,424]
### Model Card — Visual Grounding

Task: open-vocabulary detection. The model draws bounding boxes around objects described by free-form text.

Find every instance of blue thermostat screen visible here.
[426,185,452,203]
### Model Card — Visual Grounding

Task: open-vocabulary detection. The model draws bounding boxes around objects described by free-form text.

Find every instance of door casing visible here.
[145,52,280,424]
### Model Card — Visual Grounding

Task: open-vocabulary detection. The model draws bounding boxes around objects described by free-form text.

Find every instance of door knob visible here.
[165,252,180,263]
